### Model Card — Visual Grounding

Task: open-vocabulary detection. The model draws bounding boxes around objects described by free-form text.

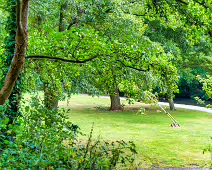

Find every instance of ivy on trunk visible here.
[0,0,29,106]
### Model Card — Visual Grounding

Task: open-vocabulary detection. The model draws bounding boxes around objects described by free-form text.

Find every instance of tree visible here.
[145,19,212,103]
[12,0,104,110]
[1,0,211,108]
[1,0,24,126]
[120,0,212,110]
[195,75,212,108]
[0,0,29,105]
[71,0,178,110]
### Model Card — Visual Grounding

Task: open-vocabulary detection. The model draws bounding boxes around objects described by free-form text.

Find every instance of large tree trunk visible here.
[44,83,58,110]
[168,96,176,111]
[109,88,122,111]
[3,0,22,124]
[59,3,68,32]
[0,0,29,105]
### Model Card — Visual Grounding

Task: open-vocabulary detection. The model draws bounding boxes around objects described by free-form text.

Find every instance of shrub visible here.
[0,98,137,169]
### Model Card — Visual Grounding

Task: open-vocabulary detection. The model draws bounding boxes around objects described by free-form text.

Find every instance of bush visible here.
[0,98,137,169]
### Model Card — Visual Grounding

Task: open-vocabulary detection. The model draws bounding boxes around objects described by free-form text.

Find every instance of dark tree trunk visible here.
[168,96,176,111]
[44,84,58,110]
[3,0,22,123]
[0,0,29,105]
[109,89,122,111]
[59,3,68,32]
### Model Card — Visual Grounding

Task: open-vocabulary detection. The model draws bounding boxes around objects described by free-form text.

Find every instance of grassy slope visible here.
[60,95,212,168]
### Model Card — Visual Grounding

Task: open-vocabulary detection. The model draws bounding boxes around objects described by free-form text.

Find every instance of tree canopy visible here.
[0,0,211,106]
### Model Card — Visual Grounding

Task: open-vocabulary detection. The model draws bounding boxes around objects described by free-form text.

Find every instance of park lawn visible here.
[60,94,212,169]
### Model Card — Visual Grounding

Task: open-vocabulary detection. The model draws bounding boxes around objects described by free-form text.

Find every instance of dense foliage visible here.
[0,0,211,169]
[0,98,137,169]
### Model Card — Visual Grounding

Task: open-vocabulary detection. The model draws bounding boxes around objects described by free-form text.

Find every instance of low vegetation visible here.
[0,96,137,169]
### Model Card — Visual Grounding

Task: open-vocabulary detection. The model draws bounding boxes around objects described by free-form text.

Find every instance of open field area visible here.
[61,95,212,169]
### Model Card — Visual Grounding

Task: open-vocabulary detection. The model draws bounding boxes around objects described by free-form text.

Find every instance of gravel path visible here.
[158,102,212,114]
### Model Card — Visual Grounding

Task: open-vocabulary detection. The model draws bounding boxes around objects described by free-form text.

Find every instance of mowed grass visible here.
[60,95,212,168]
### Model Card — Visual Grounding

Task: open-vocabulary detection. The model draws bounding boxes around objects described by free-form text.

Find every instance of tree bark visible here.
[44,83,59,110]
[59,3,68,32]
[168,96,176,111]
[2,0,22,123]
[0,0,29,105]
[109,88,122,111]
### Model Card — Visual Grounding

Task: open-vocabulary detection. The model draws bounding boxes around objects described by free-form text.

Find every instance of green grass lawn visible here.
[60,95,212,168]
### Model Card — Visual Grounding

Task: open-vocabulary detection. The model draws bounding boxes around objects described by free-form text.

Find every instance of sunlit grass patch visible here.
[61,95,212,168]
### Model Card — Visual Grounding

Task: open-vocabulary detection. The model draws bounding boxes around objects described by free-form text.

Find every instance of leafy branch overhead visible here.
[26,55,99,63]
[0,0,211,107]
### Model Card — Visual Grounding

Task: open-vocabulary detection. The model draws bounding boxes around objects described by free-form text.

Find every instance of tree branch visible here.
[21,0,29,28]
[123,11,147,17]
[26,55,98,63]
[117,59,149,72]
[175,0,188,5]
[16,0,23,36]
[67,18,78,30]
[104,8,113,14]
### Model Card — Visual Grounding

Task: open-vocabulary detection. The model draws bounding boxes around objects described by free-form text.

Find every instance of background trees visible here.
[1,0,211,108]
[0,0,211,111]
